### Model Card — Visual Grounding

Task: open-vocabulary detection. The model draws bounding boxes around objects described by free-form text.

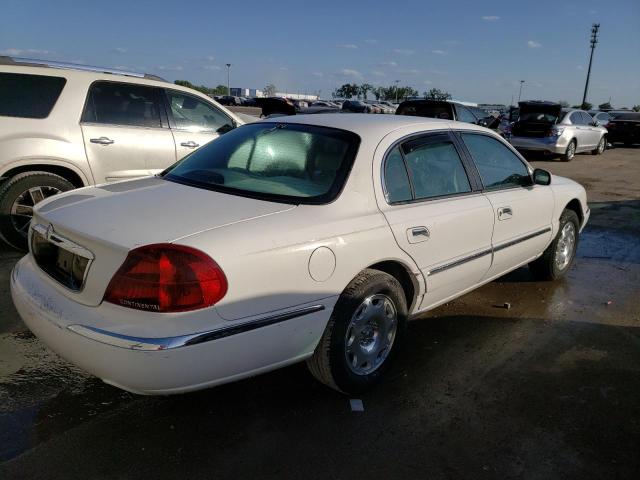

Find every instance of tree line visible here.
[332,84,452,102]
[174,80,228,96]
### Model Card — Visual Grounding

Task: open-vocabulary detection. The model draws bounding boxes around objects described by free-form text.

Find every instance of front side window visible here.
[398,135,471,200]
[166,90,233,133]
[163,123,360,204]
[82,81,162,128]
[461,133,530,190]
[455,105,477,123]
[0,72,66,118]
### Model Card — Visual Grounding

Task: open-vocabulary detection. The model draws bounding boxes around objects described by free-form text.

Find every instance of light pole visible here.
[518,80,525,102]
[394,79,399,103]
[225,63,231,96]
[582,23,600,107]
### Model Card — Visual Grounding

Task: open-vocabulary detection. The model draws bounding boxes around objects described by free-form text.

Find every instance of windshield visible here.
[162,122,360,204]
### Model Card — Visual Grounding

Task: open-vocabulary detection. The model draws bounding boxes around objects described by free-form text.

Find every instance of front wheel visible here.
[529,209,580,281]
[306,269,407,394]
[0,172,74,250]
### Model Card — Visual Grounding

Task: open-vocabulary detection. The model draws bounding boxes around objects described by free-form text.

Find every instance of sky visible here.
[1,0,639,106]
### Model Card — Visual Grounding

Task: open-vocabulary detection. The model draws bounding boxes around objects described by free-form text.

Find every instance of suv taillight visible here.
[104,244,227,312]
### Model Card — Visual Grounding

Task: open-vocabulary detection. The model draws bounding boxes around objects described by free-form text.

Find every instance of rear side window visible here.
[0,72,66,118]
[384,147,412,203]
[403,137,471,199]
[570,112,584,125]
[461,133,529,190]
[82,81,162,128]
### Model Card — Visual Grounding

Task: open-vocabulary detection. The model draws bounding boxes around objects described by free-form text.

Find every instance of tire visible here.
[592,136,606,155]
[0,172,74,250]
[561,140,576,162]
[529,209,580,281]
[306,269,408,394]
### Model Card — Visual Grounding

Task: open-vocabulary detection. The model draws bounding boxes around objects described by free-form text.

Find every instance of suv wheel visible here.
[592,136,606,155]
[562,140,576,162]
[306,269,407,394]
[0,172,74,250]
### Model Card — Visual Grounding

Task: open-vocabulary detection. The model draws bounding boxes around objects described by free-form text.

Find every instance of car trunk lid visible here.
[512,102,563,138]
[30,176,295,306]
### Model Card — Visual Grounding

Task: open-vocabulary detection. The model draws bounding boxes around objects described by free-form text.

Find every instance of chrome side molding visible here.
[67,304,326,351]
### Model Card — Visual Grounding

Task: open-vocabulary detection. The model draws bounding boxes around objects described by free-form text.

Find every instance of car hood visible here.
[34,176,296,249]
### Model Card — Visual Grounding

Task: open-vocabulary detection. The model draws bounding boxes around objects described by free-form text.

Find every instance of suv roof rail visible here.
[0,56,166,81]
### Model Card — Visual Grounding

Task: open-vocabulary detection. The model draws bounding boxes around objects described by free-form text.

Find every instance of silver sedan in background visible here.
[509,101,607,161]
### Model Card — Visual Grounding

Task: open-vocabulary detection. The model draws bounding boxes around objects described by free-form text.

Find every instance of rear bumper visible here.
[11,255,335,395]
[510,135,568,154]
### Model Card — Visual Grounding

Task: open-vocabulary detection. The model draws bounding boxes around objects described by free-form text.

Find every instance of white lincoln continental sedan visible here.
[11,115,589,395]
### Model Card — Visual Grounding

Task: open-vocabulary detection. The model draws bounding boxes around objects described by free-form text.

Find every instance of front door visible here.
[164,89,237,162]
[376,132,495,309]
[80,81,175,183]
[458,132,554,278]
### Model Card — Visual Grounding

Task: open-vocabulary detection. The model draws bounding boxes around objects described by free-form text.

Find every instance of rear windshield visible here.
[163,122,360,204]
[609,112,640,120]
[396,103,453,120]
[0,72,66,118]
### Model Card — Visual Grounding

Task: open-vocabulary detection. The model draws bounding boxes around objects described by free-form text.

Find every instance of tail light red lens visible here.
[104,244,227,313]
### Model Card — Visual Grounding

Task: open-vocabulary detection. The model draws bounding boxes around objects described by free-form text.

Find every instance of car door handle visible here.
[180,141,200,148]
[411,227,430,237]
[90,137,114,145]
[497,207,513,220]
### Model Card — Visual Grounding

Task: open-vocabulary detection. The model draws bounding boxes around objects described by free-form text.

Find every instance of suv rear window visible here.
[0,72,66,118]
[163,123,360,204]
[396,102,454,120]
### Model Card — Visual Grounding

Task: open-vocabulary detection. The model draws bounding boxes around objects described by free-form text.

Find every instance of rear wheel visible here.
[592,136,606,155]
[306,269,407,394]
[529,209,580,280]
[561,140,576,161]
[0,172,74,250]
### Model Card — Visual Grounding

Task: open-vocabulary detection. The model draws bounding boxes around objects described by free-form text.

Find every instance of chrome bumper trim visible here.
[67,304,326,351]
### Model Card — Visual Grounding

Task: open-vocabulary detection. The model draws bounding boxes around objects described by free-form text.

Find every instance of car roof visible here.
[258,113,488,137]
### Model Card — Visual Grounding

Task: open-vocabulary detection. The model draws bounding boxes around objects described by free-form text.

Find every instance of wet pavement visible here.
[1,149,639,479]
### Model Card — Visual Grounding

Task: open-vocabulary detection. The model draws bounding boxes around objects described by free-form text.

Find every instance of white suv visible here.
[0,57,247,249]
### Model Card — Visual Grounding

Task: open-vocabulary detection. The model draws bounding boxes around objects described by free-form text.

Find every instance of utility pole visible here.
[226,63,231,96]
[582,23,600,107]
[518,80,525,102]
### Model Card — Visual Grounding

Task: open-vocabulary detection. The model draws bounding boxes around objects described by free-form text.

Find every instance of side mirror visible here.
[533,168,551,186]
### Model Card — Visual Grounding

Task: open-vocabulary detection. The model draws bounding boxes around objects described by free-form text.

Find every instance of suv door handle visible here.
[90,137,114,145]
[497,207,513,220]
[180,141,200,148]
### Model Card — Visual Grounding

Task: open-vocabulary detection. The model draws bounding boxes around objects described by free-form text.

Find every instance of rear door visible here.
[163,89,237,162]
[80,81,176,183]
[458,132,554,279]
[581,112,601,147]
[377,131,494,309]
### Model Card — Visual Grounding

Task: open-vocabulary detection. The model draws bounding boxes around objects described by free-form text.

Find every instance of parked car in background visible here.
[509,102,607,161]
[240,97,258,107]
[0,56,244,249]
[342,100,372,113]
[588,110,613,126]
[11,114,589,396]
[396,100,499,129]
[605,111,640,146]
[217,96,242,106]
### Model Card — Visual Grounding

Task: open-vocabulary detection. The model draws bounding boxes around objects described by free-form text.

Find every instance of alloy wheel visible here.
[10,186,61,235]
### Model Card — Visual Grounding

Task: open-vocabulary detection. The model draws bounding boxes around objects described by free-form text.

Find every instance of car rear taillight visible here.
[104,244,227,312]
[546,126,564,137]
[605,122,616,128]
